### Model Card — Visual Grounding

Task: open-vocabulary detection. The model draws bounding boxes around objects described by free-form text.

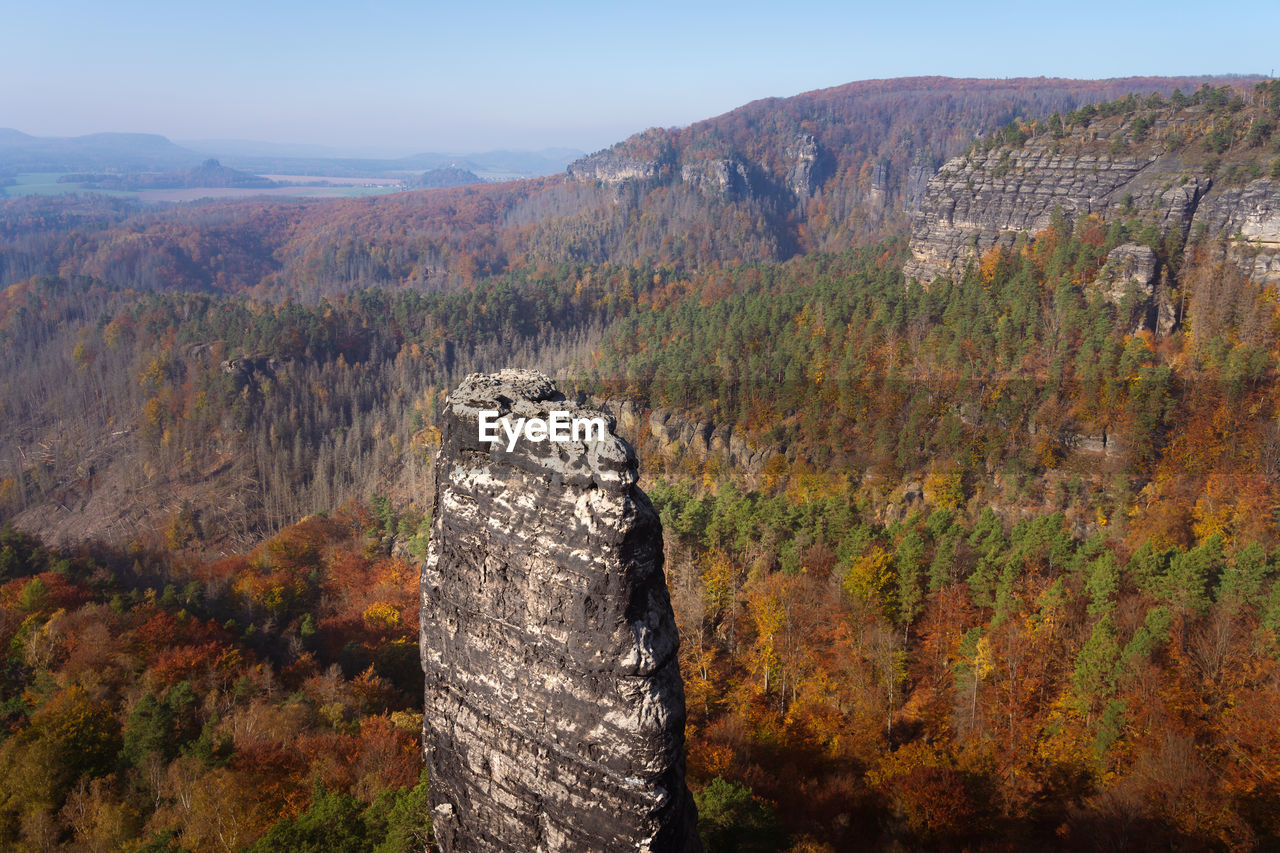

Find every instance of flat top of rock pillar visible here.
[442,369,637,494]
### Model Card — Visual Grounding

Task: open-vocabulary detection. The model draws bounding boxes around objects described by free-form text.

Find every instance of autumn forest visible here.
[4,76,1280,850]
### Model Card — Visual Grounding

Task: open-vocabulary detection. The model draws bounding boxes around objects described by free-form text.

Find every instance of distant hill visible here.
[449,148,583,177]
[408,166,483,189]
[0,129,202,172]
[0,129,583,181]
[61,159,277,190]
[0,128,36,145]
[176,138,414,159]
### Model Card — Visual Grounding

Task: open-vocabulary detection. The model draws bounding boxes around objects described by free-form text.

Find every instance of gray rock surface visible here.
[784,133,820,201]
[680,156,755,197]
[1190,178,1280,284]
[568,131,820,206]
[1095,243,1158,305]
[904,117,1280,289]
[903,145,1183,284]
[1090,243,1176,332]
[644,408,776,485]
[567,131,675,185]
[421,369,700,853]
[567,152,669,184]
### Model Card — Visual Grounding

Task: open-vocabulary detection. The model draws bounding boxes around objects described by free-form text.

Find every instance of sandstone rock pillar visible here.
[421,370,700,852]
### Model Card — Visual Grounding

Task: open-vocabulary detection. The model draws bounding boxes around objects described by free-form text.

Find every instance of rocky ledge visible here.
[420,369,700,853]
[903,112,1280,289]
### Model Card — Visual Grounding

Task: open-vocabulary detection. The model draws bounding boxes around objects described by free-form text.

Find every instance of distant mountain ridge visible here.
[0,128,582,179]
[0,130,202,173]
[209,148,582,179]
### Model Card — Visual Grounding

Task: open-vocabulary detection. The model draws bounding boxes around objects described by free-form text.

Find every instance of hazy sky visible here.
[2,0,1276,154]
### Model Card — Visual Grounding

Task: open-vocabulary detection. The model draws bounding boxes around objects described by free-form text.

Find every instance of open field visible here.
[136,183,405,202]
[0,172,408,202]
[261,173,409,186]
[1,172,133,197]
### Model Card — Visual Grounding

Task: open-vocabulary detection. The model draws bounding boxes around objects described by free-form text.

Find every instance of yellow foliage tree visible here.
[843,546,897,618]
[362,602,401,631]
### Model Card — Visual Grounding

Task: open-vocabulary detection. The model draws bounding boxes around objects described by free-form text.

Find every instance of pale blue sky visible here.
[2,0,1275,154]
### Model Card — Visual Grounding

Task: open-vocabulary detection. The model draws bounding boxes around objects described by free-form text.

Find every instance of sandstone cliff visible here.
[565,77,1251,250]
[566,128,677,185]
[597,399,778,490]
[420,370,700,853]
[904,106,1280,291]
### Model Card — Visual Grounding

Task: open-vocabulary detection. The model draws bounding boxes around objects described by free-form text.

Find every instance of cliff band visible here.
[904,109,1280,292]
[420,370,700,852]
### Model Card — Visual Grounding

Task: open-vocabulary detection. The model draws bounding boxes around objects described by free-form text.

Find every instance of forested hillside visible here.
[2,77,1255,303]
[5,79,1280,850]
[0,509,430,850]
[566,75,1259,254]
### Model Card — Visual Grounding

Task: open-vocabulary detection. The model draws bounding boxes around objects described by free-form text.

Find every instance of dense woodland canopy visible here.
[3,80,1280,850]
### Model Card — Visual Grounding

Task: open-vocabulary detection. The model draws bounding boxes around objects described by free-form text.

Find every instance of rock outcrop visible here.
[569,130,821,207]
[567,151,670,184]
[1090,243,1176,334]
[642,408,776,485]
[1190,178,1280,284]
[904,111,1280,289]
[1095,243,1158,304]
[784,133,820,201]
[420,370,700,853]
[219,355,285,386]
[903,145,1198,284]
[593,399,779,489]
[680,156,755,197]
[566,130,676,185]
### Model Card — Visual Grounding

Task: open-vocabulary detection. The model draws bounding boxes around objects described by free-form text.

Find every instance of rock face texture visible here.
[566,130,676,185]
[568,130,821,207]
[904,112,1280,289]
[1095,243,1158,304]
[1091,243,1176,334]
[784,133,820,201]
[1192,179,1280,284]
[680,156,756,198]
[421,370,700,853]
[642,408,776,486]
[903,145,1204,284]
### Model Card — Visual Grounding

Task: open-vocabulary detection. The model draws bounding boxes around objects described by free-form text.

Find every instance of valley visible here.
[4,74,1280,850]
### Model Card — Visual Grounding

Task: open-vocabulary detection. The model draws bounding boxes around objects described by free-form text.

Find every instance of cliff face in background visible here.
[420,370,700,853]
[905,103,1280,295]
[566,76,1259,251]
[602,400,779,490]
